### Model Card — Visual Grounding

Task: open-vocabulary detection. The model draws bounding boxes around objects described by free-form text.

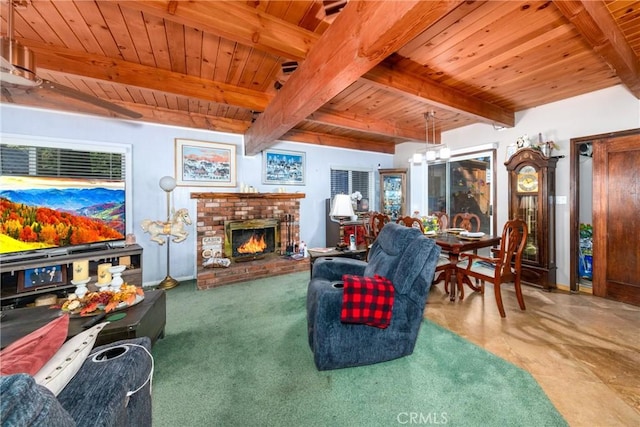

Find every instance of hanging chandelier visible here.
[412,111,449,163]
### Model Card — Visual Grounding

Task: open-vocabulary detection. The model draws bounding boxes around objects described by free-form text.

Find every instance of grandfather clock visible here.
[505,148,558,290]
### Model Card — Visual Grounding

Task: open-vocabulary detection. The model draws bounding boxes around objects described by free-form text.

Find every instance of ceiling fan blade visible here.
[40,79,142,119]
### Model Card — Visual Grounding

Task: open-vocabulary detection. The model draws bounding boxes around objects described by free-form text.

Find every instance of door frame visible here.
[569,129,640,294]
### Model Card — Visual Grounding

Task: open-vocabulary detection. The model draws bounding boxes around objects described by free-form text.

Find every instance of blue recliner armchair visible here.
[307,222,441,370]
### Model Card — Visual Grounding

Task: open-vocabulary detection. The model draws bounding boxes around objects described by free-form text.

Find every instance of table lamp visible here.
[329,194,355,250]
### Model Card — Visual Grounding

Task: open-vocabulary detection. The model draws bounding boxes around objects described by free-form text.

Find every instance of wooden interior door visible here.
[592,129,640,305]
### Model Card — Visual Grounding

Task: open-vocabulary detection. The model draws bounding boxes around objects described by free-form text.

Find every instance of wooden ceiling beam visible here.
[117,0,313,61]
[120,0,506,139]
[363,64,515,128]
[282,129,395,154]
[20,39,272,112]
[305,110,424,141]
[244,0,463,155]
[126,103,252,134]
[554,0,640,98]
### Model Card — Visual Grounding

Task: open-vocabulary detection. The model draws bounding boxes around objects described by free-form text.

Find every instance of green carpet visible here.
[151,272,567,426]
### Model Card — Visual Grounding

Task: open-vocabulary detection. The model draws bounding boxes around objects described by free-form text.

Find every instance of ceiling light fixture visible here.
[413,111,449,163]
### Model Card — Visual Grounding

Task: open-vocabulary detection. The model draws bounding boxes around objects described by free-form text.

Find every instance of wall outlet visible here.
[556,196,567,205]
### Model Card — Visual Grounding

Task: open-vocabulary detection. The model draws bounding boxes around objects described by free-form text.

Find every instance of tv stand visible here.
[0,245,143,309]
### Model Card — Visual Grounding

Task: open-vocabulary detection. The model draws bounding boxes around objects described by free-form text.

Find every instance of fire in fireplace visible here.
[224,219,280,261]
[238,234,267,254]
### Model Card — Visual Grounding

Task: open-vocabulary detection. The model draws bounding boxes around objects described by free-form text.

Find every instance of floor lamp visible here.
[329,194,355,250]
[158,176,179,290]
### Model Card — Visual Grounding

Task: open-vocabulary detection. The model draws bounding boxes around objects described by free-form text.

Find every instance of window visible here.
[1,145,125,180]
[412,145,497,235]
[330,167,374,206]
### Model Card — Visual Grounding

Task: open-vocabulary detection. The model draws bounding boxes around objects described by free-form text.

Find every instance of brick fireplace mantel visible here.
[191,192,309,290]
[191,192,306,200]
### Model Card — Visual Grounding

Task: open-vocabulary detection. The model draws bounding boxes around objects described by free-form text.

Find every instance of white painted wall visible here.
[395,85,640,286]
[0,104,393,285]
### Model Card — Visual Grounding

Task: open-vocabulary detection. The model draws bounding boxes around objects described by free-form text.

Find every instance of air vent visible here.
[323,1,347,16]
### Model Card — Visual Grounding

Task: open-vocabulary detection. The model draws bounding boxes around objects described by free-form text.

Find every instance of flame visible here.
[238,234,267,254]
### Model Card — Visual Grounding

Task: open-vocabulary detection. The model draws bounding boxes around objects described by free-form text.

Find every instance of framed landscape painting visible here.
[262,149,305,185]
[175,139,236,187]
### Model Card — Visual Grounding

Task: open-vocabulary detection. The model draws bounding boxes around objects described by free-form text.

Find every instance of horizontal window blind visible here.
[330,167,372,201]
[1,145,125,180]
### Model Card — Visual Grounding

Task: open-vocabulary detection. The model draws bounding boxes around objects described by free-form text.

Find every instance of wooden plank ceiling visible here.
[1,0,638,155]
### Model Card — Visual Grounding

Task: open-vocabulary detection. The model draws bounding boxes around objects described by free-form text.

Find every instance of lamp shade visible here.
[329,194,355,219]
[159,176,177,192]
[439,146,451,159]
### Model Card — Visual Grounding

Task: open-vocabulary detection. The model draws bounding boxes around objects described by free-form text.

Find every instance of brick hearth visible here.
[191,192,309,290]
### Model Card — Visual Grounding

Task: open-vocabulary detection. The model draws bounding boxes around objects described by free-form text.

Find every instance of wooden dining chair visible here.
[452,212,481,231]
[364,213,390,259]
[432,211,449,230]
[395,216,425,233]
[455,219,528,317]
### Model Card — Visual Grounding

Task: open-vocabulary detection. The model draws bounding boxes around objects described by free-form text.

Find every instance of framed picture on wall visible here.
[175,139,236,187]
[262,149,305,185]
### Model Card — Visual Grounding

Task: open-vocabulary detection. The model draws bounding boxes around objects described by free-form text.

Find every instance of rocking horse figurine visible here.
[141,208,192,245]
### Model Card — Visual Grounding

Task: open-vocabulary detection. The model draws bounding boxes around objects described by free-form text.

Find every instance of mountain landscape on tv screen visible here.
[0,187,125,254]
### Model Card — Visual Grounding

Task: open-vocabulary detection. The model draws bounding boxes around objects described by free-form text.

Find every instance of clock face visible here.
[517,166,538,193]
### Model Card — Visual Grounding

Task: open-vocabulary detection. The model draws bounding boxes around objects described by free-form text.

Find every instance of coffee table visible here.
[1,289,166,349]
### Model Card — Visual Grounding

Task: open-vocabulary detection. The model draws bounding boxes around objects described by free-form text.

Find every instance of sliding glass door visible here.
[425,150,496,235]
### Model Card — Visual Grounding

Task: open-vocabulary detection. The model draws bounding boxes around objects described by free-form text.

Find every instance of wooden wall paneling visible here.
[51,1,103,54]
[427,3,555,78]
[144,13,173,72]
[397,0,498,61]
[74,1,122,58]
[96,2,140,63]
[165,20,187,74]
[119,7,156,66]
[412,1,548,80]
[184,27,204,77]
[19,1,69,48]
[200,33,220,80]
[226,43,252,87]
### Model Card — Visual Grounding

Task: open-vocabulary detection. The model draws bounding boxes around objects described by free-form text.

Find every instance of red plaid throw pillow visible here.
[340,274,395,328]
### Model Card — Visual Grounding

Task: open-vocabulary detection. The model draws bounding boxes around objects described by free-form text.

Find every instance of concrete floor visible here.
[424,282,640,426]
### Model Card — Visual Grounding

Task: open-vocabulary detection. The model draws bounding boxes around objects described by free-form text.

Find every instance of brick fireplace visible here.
[191,192,309,290]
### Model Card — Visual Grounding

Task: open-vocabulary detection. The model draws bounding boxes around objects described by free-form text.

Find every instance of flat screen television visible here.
[0,175,126,259]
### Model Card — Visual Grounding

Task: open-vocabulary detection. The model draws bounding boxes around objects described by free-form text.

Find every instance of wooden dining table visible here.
[430,232,501,301]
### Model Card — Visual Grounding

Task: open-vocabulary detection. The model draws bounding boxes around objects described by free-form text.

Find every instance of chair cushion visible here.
[0,314,69,377]
[341,274,394,328]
